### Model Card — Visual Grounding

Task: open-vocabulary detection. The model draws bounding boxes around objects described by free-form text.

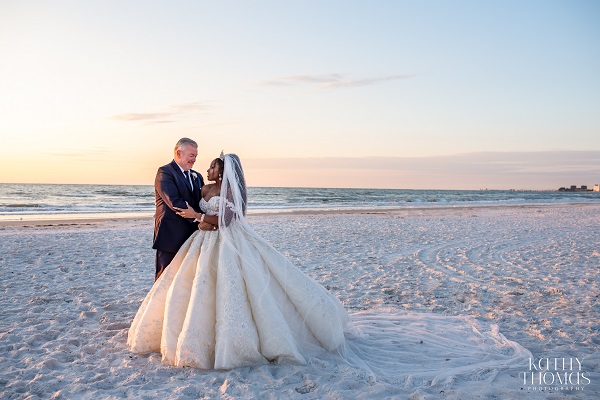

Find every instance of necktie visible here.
[183,171,193,190]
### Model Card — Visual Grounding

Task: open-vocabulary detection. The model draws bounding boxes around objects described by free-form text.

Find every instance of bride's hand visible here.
[174,202,199,219]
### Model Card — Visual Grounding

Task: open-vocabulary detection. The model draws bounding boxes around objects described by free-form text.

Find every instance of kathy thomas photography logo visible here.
[521,357,591,392]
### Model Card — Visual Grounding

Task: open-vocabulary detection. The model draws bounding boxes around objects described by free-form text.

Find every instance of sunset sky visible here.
[1,1,599,189]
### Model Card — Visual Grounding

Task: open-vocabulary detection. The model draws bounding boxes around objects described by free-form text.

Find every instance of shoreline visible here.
[1,202,599,227]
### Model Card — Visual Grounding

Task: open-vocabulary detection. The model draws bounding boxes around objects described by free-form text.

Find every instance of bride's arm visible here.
[180,185,218,230]
[203,214,218,226]
[198,221,216,231]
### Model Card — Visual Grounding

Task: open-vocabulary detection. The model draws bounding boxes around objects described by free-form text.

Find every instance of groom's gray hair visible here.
[174,137,198,151]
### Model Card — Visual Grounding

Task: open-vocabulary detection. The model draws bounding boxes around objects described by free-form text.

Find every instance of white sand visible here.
[1,204,598,399]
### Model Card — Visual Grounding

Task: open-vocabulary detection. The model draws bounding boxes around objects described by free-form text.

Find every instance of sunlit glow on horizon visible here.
[1,1,599,189]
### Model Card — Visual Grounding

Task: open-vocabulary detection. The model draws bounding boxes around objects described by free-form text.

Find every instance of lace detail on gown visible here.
[200,196,220,215]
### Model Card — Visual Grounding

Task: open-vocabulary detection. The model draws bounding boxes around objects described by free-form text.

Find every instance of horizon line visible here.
[0,182,588,192]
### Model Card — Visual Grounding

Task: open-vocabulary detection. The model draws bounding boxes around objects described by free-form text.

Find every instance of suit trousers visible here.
[155,250,177,281]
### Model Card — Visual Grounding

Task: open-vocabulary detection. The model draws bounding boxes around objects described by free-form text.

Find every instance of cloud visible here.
[111,112,173,121]
[169,102,214,113]
[46,148,110,158]
[147,120,176,124]
[46,152,86,157]
[243,151,600,190]
[245,151,600,171]
[111,101,214,123]
[259,73,415,89]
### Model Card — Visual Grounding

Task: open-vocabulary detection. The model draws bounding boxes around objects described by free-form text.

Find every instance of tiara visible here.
[219,150,225,160]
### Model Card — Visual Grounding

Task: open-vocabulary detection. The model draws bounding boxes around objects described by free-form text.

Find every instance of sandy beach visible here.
[1,203,598,399]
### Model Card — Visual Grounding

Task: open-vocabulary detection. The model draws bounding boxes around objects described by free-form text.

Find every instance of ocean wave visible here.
[94,189,153,197]
[2,204,43,208]
[0,184,598,217]
[52,192,93,198]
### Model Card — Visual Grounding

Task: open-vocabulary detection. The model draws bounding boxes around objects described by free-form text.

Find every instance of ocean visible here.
[0,183,598,221]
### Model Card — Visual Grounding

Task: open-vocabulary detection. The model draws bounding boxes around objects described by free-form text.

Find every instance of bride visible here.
[128,153,530,385]
[128,153,349,369]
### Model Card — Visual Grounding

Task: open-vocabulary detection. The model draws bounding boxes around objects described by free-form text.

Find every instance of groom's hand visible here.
[174,202,199,220]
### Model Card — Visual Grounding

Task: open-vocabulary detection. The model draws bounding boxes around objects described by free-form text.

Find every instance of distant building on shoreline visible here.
[558,184,599,192]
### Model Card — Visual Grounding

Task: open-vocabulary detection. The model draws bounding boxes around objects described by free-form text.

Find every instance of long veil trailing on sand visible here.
[216,153,531,386]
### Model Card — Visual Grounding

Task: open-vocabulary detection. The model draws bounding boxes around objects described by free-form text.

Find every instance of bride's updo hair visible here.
[212,157,224,176]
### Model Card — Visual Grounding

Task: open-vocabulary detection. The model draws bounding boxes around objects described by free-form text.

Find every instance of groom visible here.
[153,138,204,281]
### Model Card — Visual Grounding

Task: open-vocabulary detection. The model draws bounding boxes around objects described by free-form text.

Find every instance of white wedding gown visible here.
[128,196,531,385]
[129,154,531,390]
[128,196,349,370]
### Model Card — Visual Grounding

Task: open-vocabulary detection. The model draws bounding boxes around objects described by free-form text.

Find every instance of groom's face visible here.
[177,145,198,171]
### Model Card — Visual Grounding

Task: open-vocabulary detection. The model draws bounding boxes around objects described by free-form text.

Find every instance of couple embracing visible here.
[128,138,531,384]
[151,137,216,281]
[128,138,349,370]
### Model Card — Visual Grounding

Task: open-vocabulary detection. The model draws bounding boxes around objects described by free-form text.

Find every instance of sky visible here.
[1,0,599,189]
